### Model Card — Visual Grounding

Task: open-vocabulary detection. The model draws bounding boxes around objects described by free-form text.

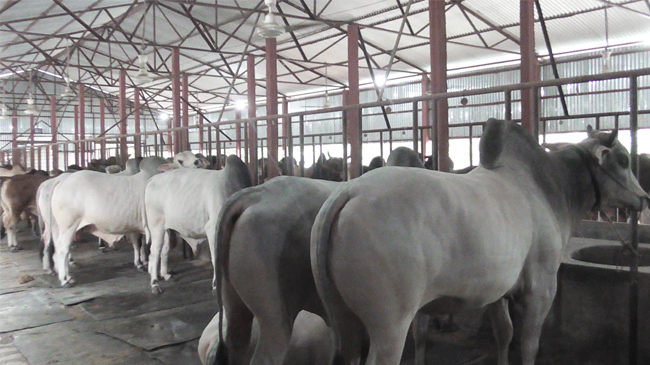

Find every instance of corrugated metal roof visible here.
[1,0,650,123]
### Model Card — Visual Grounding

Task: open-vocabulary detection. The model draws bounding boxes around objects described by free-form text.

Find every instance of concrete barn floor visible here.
[0,221,635,364]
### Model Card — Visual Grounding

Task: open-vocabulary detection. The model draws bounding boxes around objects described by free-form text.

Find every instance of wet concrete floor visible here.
[0,222,626,365]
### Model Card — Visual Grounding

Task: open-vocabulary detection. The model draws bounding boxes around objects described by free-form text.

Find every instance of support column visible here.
[422,74,430,155]
[430,0,449,172]
[282,96,289,157]
[30,114,35,168]
[74,105,79,164]
[348,24,361,179]
[198,115,204,154]
[79,84,85,166]
[182,74,189,151]
[172,48,181,154]
[100,98,106,160]
[11,110,19,165]
[51,96,58,170]
[266,38,280,179]
[235,110,242,157]
[520,0,539,134]
[134,88,141,157]
[119,69,128,163]
[247,54,257,182]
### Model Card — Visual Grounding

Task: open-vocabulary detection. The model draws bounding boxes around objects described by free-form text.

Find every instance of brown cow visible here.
[1,174,49,251]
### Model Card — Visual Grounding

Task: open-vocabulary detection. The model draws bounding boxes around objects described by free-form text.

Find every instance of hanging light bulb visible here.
[0,102,7,117]
[601,48,612,73]
[602,6,613,73]
[323,64,331,108]
[24,93,38,115]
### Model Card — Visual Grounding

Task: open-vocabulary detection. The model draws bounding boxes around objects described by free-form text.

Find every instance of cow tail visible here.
[310,186,352,365]
[214,189,259,365]
[45,179,64,271]
[35,184,46,261]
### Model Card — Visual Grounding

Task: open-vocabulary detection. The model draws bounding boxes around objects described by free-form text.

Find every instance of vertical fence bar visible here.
[287,116,294,175]
[629,75,639,365]
[412,101,419,152]
[505,90,512,121]
[299,115,305,177]
[342,111,348,181]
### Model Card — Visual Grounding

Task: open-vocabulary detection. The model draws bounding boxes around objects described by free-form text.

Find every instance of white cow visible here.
[144,155,251,294]
[39,153,200,278]
[48,157,172,286]
[311,119,649,365]
[198,310,334,365]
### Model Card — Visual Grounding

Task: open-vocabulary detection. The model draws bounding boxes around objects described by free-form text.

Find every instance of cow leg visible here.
[148,227,166,294]
[159,230,172,281]
[205,222,218,289]
[54,228,76,286]
[487,297,513,365]
[518,274,557,365]
[3,212,18,251]
[130,233,146,271]
[412,312,429,365]
[223,281,254,365]
[365,317,412,365]
[251,312,294,365]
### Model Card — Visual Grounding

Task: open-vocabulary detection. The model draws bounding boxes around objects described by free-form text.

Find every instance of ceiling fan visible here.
[24,70,39,115]
[257,0,285,38]
[135,10,154,85]
[61,39,75,98]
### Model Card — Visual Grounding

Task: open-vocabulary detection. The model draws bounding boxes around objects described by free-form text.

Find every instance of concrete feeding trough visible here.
[544,224,650,365]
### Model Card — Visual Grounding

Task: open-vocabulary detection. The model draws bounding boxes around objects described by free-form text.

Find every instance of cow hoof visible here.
[44,269,53,275]
[10,246,20,252]
[151,285,163,295]
[62,279,76,288]
[69,261,77,267]
[162,273,173,281]
[136,264,147,272]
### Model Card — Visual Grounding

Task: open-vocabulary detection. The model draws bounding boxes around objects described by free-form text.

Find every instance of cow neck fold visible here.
[568,145,601,211]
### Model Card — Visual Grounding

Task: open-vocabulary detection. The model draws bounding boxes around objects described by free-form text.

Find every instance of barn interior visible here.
[1,0,650,364]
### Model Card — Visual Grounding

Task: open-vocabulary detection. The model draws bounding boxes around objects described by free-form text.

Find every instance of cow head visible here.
[158,151,208,171]
[579,126,649,212]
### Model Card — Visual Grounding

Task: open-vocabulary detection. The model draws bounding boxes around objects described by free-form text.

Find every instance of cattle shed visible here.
[1,1,650,364]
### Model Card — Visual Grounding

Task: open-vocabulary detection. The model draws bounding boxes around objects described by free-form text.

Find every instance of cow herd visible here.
[1,119,649,365]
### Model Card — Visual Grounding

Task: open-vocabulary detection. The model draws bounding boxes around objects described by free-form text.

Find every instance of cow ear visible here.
[157,163,177,172]
[604,130,618,147]
[593,145,611,165]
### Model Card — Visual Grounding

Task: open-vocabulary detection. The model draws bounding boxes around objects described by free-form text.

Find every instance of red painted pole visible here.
[235,110,242,157]
[520,0,539,134]
[429,0,449,172]
[421,74,430,155]
[100,98,106,161]
[119,69,128,163]
[198,114,204,154]
[182,73,189,151]
[79,83,85,166]
[51,95,58,170]
[347,24,361,179]
[11,110,19,166]
[29,114,35,168]
[266,37,280,179]
[247,54,257,182]
[172,48,181,155]
[134,87,141,157]
[282,96,289,157]
[74,105,79,164]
